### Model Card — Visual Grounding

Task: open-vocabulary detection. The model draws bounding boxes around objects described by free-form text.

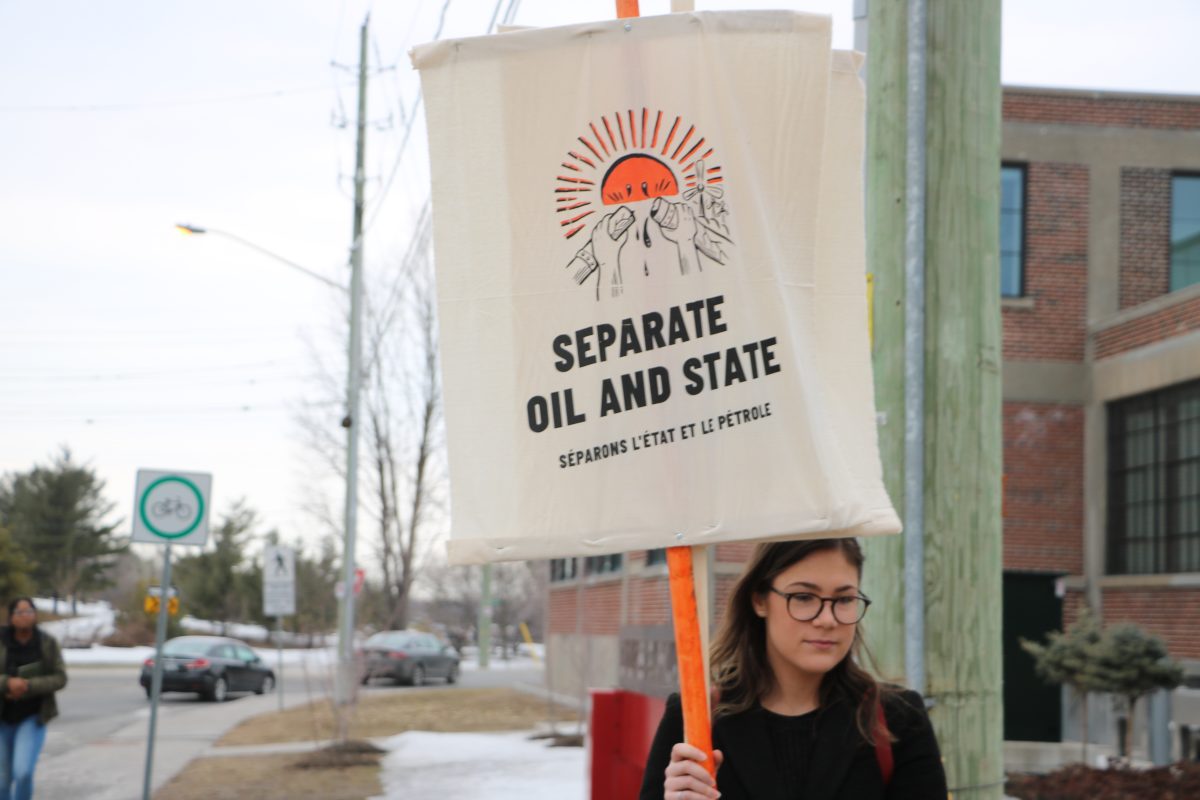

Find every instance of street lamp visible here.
[176,221,365,707]
[175,224,348,293]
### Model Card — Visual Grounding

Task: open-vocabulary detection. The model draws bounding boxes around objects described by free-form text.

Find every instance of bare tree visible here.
[421,559,547,655]
[297,204,444,632]
[364,225,442,629]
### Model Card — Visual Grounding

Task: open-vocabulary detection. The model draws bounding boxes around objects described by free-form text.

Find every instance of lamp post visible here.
[175,225,347,293]
[178,17,372,713]
[176,221,365,708]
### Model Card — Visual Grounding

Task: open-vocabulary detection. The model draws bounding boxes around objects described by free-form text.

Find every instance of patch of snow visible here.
[62,644,155,665]
[61,642,340,668]
[35,598,115,645]
[179,617,271,642]
[372,730,585,800]
[460,653,542,671]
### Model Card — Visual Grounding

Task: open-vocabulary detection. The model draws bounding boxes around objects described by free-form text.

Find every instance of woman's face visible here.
[751,547,861,682]
[9,601,35,632]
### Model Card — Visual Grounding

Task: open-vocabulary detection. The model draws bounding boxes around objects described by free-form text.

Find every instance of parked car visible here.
[360,630,460,686]
[140,635,275,702]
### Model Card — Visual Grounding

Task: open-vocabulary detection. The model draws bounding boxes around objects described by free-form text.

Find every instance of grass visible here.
[155,754,381,800]
[154,687,575,800]
[217,686,572,746]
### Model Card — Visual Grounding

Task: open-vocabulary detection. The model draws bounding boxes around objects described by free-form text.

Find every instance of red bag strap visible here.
[875,700,894,786]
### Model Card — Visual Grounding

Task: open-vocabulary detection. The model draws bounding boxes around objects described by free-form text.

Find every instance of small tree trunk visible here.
[1125,696,1137,760]
[1081,691,1089,764]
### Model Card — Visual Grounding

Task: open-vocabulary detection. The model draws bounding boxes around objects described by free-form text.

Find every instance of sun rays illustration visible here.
[557,109,733,301]
[556,109,724,240]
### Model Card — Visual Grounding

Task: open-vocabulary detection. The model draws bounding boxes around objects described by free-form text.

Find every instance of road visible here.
[46,664,283,760]
[45,666,144,762]
[37,659,548,799]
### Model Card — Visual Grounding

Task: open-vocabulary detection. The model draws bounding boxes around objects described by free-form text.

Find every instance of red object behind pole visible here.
[616,0,640,19]
[590,690,667,798]
[666,546,716,781]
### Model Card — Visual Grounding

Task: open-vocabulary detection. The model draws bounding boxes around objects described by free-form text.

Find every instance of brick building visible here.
[544,86,1200,754]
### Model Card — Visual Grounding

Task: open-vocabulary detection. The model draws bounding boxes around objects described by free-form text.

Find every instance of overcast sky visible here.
[1,0,1196,565]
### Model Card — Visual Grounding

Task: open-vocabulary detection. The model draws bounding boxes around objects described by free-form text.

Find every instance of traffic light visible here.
[168,596,179,615]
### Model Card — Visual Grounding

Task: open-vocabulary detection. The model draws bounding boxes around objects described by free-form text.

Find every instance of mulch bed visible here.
[293,740,387,770]
[1006,762,1200,800]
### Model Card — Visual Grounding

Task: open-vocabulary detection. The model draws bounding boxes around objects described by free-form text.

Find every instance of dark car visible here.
[140,635,275,702]
[360,630,460,686]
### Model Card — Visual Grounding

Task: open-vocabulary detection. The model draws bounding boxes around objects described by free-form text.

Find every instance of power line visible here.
[0,332,305,345]
[0,358,302,380]
[0,84,358,113]
[503,0,523,27]
[364,0,516,242]
[0,399,339,423]
[0,372,315,388]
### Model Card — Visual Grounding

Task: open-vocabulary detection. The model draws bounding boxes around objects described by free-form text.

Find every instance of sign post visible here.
[133,469,211,800]
[263,545,296,712]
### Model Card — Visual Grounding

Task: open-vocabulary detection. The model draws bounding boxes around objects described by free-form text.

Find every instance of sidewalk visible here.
[41,655,554,798]
[38,685,319,799]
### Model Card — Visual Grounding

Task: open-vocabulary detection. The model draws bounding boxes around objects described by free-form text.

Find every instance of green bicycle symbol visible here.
[139,476,204,539]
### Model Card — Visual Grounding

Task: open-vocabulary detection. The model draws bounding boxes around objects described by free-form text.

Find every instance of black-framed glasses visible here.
[767,587,871,624]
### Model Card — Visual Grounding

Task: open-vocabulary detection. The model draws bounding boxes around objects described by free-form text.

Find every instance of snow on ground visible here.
[62,643,340,668]
[61,643,542,673]
[35,597,116,645]
[461,652,541,671]
[63,644,155,665]
[180,616,271,641]
[177,617,336,646]
[39,600,544,674]
[372,730,585,800]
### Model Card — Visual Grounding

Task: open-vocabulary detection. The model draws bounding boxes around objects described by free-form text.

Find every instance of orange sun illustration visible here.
[555,108,724,239]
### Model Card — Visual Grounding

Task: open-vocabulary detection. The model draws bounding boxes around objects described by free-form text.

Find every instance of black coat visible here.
[638,688,948,800]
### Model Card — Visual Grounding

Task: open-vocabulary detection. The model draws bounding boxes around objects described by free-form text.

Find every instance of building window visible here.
[1171,174,1200,293]
[645,548,667,566]
[1108,378,1200,575]
[1000,164,1026,298]
[585,554,623,575]
[549,558,578,582]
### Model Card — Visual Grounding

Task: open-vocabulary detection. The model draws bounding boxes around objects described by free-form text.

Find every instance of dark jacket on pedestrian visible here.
[0,627,67,726]
[638,687,947,800]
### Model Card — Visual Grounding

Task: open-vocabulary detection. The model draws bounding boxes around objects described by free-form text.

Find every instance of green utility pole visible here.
[861,0,908,681]
[862,1,1004,797]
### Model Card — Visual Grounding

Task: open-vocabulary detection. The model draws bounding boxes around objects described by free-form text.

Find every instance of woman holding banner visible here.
[639,539,947,800]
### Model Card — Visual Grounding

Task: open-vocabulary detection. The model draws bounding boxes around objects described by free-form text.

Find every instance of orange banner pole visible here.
[666,545,717,780]
[609,0,712,781]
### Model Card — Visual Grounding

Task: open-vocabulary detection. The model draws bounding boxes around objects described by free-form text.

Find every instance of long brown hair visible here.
[709,538,893,744]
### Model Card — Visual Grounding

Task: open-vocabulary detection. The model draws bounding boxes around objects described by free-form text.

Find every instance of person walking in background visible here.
[0,597,67,800]
[640,539,948,800]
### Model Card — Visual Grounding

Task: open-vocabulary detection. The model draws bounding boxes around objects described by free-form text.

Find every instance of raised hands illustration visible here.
[681,159,728,235]
[567,206,634,300]
[651,196,730,275]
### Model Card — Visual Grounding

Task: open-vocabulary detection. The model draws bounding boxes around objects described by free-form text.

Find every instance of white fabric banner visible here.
[413,11,900,565]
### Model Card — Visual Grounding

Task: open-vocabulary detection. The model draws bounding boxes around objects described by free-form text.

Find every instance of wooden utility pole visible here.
[861,0,908,683]
[862,1,1004,797]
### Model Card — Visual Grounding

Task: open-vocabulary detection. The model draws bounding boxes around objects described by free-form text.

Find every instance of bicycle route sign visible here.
[131,469,212,547]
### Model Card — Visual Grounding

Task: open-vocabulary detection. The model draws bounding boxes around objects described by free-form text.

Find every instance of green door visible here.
[1002,572,1063,742]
